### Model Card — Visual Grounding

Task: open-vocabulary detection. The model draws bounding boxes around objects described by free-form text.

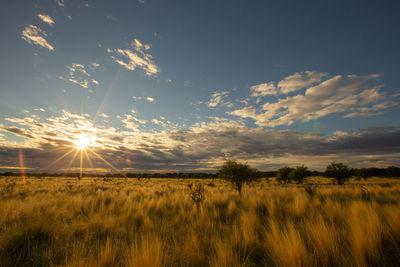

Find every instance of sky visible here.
[0,0,400,173]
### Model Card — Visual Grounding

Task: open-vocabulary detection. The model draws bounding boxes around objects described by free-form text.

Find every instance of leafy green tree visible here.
[288,165,309,184]
[276,166,293,183]
[217,160,258,195]
[325,162,353,185]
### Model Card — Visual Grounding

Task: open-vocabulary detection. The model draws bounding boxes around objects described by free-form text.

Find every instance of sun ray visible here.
[87,147,127,178]
[92,69,121,125]
[45,149,76,170]
[83,149,94,169]
[79,149,83,180]
[67,149,80,170]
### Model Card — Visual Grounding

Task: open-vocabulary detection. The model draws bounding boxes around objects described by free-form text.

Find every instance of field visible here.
[1,176,400,267]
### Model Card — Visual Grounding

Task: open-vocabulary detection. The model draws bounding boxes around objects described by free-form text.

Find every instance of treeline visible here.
[0,172,217,179]
[0,166,399,179]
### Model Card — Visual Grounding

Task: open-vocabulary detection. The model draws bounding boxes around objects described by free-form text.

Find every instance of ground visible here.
[0,176,400,266]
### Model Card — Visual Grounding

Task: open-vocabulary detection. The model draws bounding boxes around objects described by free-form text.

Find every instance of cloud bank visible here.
[0,110,399,172]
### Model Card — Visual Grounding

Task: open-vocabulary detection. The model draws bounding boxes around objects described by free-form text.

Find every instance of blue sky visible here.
[0,0,399,172]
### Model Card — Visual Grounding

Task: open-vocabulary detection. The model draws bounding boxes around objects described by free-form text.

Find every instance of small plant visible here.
[206,181,216,187]
[361,186,371,202]
[1,182,16,195]
[304,185,317,197]
[188,183,205,203]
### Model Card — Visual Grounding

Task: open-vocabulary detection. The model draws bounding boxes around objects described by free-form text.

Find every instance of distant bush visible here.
[289,165,310,184]
[325,162,353,185]
[276,167,293,183]
[358,168,372,180]
[217,160,258,195]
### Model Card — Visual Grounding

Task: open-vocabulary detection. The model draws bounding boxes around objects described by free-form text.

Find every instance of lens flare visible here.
[18,149,26,185]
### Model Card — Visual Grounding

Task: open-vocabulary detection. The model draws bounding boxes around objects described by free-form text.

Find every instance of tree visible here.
[325,162,353,185]
[276,166,293,183]
[358,168,371,180]
[288,165,309,184]
[217,160,258,195]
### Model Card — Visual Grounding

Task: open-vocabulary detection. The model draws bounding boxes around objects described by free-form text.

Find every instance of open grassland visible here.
[1,176,400,267]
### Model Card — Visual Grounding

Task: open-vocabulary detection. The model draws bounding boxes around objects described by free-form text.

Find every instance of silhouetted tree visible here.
[276,166,293,183]
[217,160,258,195]
[358,168,372,180]
[325,162,353,185]
[288,165,309,184]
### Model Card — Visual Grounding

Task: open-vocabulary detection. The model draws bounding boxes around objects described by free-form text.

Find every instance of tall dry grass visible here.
[0,176,399,266]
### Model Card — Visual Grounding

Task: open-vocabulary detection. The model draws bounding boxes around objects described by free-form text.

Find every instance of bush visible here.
[217,160,258,195]
[288,165,309,184]
[325,162,353,185]
[359,168,372,180]
[276,167,293,183]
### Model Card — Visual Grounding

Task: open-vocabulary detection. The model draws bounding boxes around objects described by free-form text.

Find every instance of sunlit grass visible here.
[0,176,399,266]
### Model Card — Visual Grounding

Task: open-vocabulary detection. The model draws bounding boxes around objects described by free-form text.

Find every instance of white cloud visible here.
[278,71,329,94]
[228,107,257,119]
[207,91,233,108]
[90,62,100,68]
[146,97,155,102]
[231,73,389,127]
[21,25,54,51]
[59,63,99,88]
[37,14,55,26]
[250,82,277,97]
[56,0,65,7]
[107,38,159,76]
[122,114,146,130]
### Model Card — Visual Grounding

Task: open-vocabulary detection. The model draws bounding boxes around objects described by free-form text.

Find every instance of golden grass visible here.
[0,176,399,266]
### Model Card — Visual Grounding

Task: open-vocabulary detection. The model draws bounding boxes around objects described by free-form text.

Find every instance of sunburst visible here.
[44,131,126,181]
[73,134,95,150]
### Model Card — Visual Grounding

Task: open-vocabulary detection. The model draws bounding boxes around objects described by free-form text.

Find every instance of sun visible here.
[73,134,94,150]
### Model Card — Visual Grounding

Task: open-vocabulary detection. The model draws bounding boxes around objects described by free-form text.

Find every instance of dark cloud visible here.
[0,111,399,172]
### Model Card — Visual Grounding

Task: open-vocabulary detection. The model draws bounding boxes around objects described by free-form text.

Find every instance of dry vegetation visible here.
[0,176,400,267]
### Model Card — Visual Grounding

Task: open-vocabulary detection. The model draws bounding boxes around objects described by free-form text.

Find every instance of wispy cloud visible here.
[107,38,159,76]
[132,96,155,102]
[59,63,99,88]
[56,0,65,7]
[21,25,54,51]
[37,14,55,26]
[207,91,234,108]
